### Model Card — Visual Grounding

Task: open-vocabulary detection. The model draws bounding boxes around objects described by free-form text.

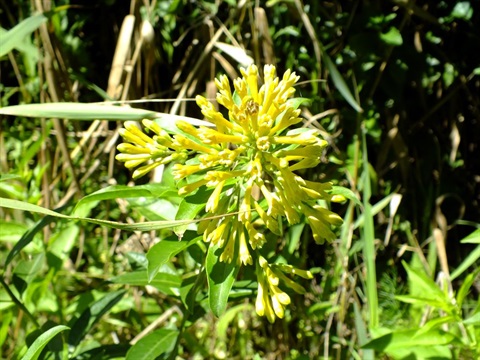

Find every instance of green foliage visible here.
[1,0,480,358]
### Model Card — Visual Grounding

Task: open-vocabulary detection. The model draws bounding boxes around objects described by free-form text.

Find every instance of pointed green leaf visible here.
[460,228,480,244]
[401,261,452,312]
[110,270,181,296]
[147,232,202,281]
[206,243,240,317]
[456,267,480,306]
[463,311,480,325]
[5,216,54,266]
[319,44,363,113]
[0,14,47,57]
[174,188,211,237]
[363,328,458,351]
[72,184,178,217]
[22,325,69,360]
[287,97,312,109]
[73,344,130,360]
[68,290,126,348]
[126,329,179,360]
[380,27,403,46]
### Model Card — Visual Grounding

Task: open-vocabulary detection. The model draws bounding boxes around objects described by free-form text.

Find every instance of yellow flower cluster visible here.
[256,256,314,323]
[116,64,343,322]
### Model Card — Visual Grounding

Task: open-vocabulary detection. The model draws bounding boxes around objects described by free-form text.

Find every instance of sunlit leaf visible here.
[147,232,202,282]
[206,243,239,317]
[22,325,69,360]
[68,290,125,347]
[0,13,47,57]
[126,329,179,360]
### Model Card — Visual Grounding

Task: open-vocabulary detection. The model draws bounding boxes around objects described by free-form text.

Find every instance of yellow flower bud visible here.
[206,180,225,213]
[238,229,252,265]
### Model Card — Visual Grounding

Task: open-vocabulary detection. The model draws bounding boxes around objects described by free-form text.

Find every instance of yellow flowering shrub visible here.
[116,64,344,322]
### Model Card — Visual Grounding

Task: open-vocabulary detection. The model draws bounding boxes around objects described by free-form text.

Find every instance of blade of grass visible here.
[361,126,379,330]
[0,13,47,57]
[0,103,156,120]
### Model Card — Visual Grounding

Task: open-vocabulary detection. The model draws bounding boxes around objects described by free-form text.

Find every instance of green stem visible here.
[0,276,40,328]
[168,268,206,360]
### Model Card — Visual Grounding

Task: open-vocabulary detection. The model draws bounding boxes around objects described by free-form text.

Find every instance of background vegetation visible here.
[1,0,480,359]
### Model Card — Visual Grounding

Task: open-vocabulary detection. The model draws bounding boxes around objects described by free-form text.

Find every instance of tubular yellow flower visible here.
[219,232,235,263]
[175,120,201,138]
[173,134,217,154]
[196,95,236,132]
[198,127,247,145]
[255,256,311,322]
[206,218,229,247]
[245,221,266,249]
[206,180,225,213]
[239,181,253,223]
[272,129,320,145]
[240,64,259,101]
[238,228,252,265]
[116,143,151,154]
[122,121,155,146]
[132,162,163,180]
[259,184,283,218]
[215,75,234,109]
[254,202,281,235]
[172,163,203,180]
[178,178,209,196]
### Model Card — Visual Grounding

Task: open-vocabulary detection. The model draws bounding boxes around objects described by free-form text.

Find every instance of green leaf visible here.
[450,245,480,280]
[0,220,29,242]
[174,188,211,237]
[72,184,178,217]
[13,252,45,284]
[147,232,202,282]
[413,316,456,337]
[401,261,453,312]
[329,185,361,206]
[0,174,22,182]
[463,311,480,325]
[287,97,312,109]
[360,130,378,329]
[456,267,480,307]
[319,44,363,113]
[48,224,79,263]
[216,304,251,341]
[380,27,403,46]
[73,344,130,360]
[0,13,47,57]
[126,329,179,360]
[460,228,480,244]
[363,328,458,351]
[110,270,181,296]
[4,215,54,266]
[0,103,156,120]
[68,290,126,348]
[22,325,69,360]
[451,1,473,21]
[354,193,399,229]
[394,295,453,311]
[206,243,240,317]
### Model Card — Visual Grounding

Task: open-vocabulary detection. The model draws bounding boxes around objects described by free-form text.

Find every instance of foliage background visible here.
[1,0,479,359]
